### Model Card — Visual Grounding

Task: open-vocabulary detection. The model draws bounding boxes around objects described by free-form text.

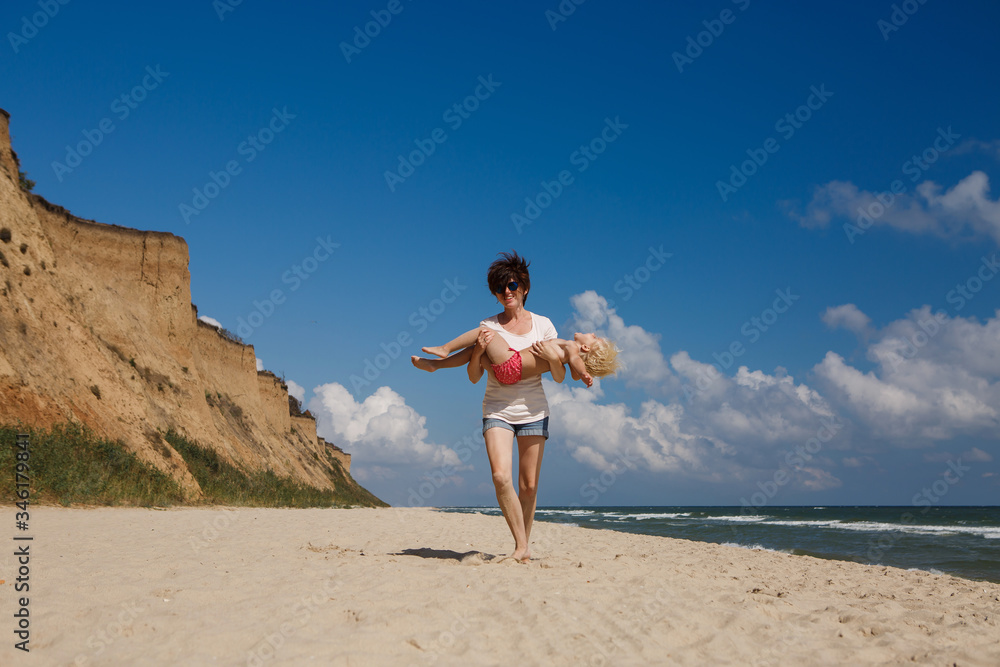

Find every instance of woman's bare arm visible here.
[467,329,493,383]
[531,341,566,383]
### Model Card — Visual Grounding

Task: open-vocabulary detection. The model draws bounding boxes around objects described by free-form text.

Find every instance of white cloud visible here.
[255,357,264,372]
[789,172,1000,245]
[286,380,305,403]
[547,371,841,488]
[551,292,842,488]
[841,456,870,468]
[565,291,678,392]
[798,467,842,491]
[545,379,719,477]
[814,307,1000,443]
[822,304,872,335]
[198,315,223,329]
[953,139,1000,161]
[963,447,994,462]
[308,383,463,469]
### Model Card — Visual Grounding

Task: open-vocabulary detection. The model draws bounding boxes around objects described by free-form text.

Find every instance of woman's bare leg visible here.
[484,426,529,561]
[411,345,473,372]
[422,327,481,358]
[516,434,545,561]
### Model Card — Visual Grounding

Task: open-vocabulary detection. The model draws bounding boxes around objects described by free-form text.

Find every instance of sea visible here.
[442,505,1000,583]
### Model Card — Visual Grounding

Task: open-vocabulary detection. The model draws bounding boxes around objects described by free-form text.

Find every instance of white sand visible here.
[1,506,997,666]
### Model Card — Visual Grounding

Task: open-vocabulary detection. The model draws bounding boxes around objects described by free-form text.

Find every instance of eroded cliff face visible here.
[0,108,359,500]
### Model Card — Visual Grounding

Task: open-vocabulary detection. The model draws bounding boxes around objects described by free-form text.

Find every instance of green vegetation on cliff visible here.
[0,423,184,506]
[1,423,386,508]
[164,430,386,507]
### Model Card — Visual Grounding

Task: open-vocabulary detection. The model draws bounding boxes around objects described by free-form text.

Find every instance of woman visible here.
[467,251,557,562]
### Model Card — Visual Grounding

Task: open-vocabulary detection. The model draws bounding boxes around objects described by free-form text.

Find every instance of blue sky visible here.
[4,0,999,506]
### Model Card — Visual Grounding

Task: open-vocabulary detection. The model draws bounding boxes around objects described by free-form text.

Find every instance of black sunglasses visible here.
[496,281,519,294]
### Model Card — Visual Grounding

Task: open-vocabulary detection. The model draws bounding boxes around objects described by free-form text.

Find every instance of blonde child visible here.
[412,327,619,388]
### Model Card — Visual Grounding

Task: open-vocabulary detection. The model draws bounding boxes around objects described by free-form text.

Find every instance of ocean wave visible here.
[759,519,843,528]
[720,542,792,555]
[705,515,767,523]
[631,512,692,520]
[754,519,1000,539]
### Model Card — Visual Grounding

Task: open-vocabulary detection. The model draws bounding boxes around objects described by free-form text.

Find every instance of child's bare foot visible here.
[421,345,449,358]
[410,356,436,372]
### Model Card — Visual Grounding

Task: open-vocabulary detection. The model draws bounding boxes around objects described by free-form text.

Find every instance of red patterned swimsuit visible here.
[492,348,522,385]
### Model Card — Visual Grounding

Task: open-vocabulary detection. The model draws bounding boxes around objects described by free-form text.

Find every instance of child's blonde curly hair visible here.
[582,337,621,377]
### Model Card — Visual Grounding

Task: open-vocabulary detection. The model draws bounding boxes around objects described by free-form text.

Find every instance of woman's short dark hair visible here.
[487,251,531,304]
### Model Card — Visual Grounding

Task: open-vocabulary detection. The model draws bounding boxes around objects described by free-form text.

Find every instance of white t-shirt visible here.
[480,312,558,423]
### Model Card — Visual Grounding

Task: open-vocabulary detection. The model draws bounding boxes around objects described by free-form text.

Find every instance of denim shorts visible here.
[483,416,549,440]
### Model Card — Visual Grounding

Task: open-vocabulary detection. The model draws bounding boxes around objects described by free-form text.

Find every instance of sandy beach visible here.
[1,506,998,666]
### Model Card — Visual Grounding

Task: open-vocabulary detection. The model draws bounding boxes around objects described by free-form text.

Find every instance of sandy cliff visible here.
[0,108,367,501]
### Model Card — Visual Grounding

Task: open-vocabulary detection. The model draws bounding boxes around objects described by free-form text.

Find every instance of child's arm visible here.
[565,347,593,387]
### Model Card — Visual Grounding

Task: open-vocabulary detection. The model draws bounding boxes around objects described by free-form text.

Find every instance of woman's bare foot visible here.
[421,345,449,358]
[410,356,436,372]
[511,547,531,563]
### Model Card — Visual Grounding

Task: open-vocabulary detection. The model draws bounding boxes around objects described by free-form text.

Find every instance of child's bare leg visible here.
[422,328,480,358]
[411,346,474,372]
[483,337,550,379]
[514,348,550,379]
[483,334,516,366]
